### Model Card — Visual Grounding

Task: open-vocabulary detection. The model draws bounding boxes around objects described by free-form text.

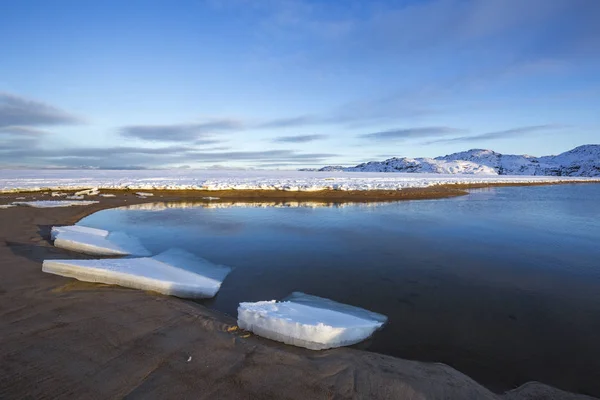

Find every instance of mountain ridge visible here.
[309,145,600,177]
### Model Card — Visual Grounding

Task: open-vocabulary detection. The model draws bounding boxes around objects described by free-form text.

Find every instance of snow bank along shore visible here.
[1,169,599,194]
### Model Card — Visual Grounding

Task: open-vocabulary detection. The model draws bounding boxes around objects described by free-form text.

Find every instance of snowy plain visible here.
[1,169,598,193]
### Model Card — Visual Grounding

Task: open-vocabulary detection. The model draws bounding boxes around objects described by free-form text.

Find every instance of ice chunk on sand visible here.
[12,200,99,208]
[237,292,387,350]
[136,192,154,197]
[52,225,150,256]
[42,248,231,298]
[75,188,100,196]
[0,204,15,209]
[50,225,109,241]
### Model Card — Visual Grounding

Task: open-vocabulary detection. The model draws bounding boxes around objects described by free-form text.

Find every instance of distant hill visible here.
[309,145,600,177]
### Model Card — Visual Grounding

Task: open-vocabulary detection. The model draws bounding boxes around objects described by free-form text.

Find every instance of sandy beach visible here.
[0,188,597,400]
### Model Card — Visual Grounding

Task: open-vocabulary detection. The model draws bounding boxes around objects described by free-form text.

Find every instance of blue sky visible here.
[1,0,599,169]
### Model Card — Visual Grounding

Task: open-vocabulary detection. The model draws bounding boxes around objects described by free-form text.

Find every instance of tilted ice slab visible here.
[51,225,150,256]
[50,225,109,241]
[238,292,387,350]
[1,169,599,194]
[42,248,232,298]
[12,200,99,208]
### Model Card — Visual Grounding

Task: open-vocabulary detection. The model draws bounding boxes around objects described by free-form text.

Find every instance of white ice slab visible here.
[12,200,99,208]
[50,225,109,241]
[75,188,100,196]
[153,248,231,282]
[0,204,15,209]
[238,292,387,350]
[51,225,150,256]
[42,248,231,298]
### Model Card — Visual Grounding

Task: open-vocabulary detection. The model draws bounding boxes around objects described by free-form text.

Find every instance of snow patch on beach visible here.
[75,188,100,196]
[12,200,99,208]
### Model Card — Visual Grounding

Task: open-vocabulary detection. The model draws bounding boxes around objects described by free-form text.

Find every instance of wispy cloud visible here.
[258,115,319,129]
[0,92,80,129]
[0,140,337,168]
[117,93,436,145]
[120,119,243,142]
[271,134,327,143]
[193,138,225,146]
[0,126,51,136]
[425,124,567,145]
[360,126,465,141]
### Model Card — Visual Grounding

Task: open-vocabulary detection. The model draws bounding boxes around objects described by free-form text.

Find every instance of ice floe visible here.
[42,248,231,298]
[238,292,387,350]
[12,200,99,208]
[52,225,150,256]
[0,204,15,209]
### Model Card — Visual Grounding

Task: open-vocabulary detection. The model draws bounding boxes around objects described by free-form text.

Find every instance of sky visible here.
[1,0,599,169]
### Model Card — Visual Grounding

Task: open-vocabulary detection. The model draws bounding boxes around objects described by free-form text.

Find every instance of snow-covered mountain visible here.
[341,157,498,174]
[315,145,600,176]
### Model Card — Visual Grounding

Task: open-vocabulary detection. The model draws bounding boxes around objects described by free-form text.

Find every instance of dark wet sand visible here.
[0,188,597,399]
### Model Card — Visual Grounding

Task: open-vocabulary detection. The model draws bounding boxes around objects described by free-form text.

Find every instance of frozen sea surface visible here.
[1,169,598,193]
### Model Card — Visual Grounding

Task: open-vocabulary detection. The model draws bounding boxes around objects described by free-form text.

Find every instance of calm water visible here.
[80,184,600,395]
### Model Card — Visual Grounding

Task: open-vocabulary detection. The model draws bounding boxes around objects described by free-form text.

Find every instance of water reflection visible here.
[122,200,390,210]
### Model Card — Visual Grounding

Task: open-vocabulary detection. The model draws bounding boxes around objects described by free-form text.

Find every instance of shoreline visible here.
[0,189,597,399]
